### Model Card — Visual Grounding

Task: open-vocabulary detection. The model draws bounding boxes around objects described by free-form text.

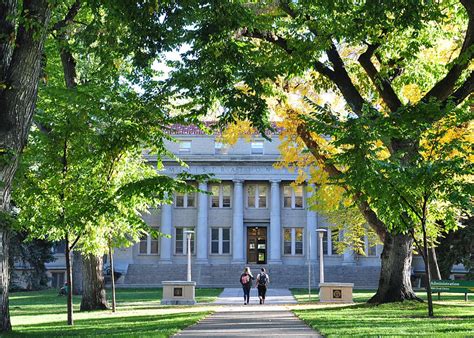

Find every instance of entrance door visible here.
[247,227,267,264]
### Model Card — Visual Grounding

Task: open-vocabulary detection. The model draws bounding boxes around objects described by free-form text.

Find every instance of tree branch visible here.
[52,0,81,33]
[447,70,473,106]
[239,28,292,54]
[423,0,474,102]
[297,123,387,239]
[359,43,402,112]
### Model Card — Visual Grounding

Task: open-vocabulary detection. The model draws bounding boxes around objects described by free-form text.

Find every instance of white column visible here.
[160,199,172,264]
[232,180,244,263]
[342,229,356,265]
[269,180,282,263]
[306,184,318,261]
[196,182,208,263]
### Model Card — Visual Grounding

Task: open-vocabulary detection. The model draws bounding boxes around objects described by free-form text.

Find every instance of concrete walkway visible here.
[213,288,297,305]
[174,288,321,337]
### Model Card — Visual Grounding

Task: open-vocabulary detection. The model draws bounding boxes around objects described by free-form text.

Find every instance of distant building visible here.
[41,125,433,288]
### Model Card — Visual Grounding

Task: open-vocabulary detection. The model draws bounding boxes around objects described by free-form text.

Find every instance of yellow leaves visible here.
[219,119,256,145]
[401,83,422,103]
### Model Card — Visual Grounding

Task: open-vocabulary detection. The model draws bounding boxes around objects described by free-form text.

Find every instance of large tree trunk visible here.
[72,251,83,295]
[0,0,52,332]
[368,233,421,303]
[80,254,108,311]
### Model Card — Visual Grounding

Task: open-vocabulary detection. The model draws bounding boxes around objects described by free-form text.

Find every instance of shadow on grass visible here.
[8,311,211,337]
[294,301,474,336]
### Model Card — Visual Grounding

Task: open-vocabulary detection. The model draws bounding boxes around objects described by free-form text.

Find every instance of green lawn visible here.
[7,288,222,337]
[291,289,474,337]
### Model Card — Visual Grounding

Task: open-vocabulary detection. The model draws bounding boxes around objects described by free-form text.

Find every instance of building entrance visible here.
[247,227,267,264]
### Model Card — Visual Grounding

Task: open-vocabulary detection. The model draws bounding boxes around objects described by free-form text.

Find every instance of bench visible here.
[431,280,474,301]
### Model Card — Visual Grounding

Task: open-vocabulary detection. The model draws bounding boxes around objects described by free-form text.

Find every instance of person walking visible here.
[240,267,254,305]
[256,267,269,304]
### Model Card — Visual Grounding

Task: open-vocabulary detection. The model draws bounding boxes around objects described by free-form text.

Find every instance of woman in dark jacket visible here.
[240,267,254,305]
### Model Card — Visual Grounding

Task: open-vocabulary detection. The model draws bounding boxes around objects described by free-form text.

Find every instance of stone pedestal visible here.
[161,281,196,305]
[319,282,354,303]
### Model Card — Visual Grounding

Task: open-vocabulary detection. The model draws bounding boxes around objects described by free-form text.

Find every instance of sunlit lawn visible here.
[7,288,222,337]
[291,289,474,337]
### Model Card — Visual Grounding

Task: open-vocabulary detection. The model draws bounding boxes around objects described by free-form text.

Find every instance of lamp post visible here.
[308,232,311,301]
[316,229,327,284]
[184,230,194,282]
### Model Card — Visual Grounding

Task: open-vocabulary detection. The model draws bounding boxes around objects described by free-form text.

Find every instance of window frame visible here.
[214,141,229,155]
[174,191,196,208]
[210,227,231,255]
[174,227,196,255]
[282,227,304,256]
[138,227,160,255]
[246,183,268,209]
[210,183,232,208]
[250,140,264,155]
[178,140,192,154]
[283,185,304,209]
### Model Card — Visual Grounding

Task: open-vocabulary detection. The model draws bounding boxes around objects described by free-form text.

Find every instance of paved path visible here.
[174,288,321,337]
[212,288,297,305]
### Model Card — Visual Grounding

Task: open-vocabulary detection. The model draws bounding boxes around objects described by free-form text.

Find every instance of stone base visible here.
[161,281,196,305]
[319,282,354,303]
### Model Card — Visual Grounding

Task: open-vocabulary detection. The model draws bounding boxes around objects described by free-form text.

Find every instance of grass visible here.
[7,287,222,337]
[291,289,474,337]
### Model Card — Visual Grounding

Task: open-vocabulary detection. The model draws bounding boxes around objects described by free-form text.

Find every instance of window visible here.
[215,141,229,155]
[251,140,264,154]
[364,234,377,256]
[174,192,196,208]
[179,140,191,154]
[175,227,195,255]
[51,272,65,288]
[247,184,267,208]
[319,227,340,255]
[139,228,159,255]
[211,228,231,254]
[211,184,231,208]
[51,241,66,254]
[283,185,304,209]
[283,228,304,255]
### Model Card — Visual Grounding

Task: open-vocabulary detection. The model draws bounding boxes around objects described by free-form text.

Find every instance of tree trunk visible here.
[109,245,116,312]
[65,238,74,325]
[0,0,52,332]
[72,251,83,295]
[429,247,442,281]
[80,254,108,311]
[368,232,421,303]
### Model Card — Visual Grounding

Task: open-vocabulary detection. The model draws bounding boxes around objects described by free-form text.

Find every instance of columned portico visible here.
[306,184,318,261]
[232,179,245,263]
[196,181,208,263]
[269,179,282,263]
[160,199,172,263]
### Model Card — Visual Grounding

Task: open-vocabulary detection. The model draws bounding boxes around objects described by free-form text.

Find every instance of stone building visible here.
[43,125,429,288]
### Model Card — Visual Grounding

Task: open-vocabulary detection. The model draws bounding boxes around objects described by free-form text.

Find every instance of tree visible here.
[0,0,52,330]
[164,0,473,307]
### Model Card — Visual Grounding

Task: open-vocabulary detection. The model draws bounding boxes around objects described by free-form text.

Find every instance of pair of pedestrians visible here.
[239,267,269,305]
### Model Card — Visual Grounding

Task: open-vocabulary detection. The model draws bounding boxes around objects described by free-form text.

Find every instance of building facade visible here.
[40,126,427,288]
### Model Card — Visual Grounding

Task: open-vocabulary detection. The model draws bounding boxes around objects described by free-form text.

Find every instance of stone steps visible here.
[124,263,380,288]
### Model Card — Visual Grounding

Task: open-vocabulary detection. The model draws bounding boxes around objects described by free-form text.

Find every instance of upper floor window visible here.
[283,185,304,209]
[139,228,159,255]
[215,141,229,155]
[247,184,267,208]
[175,227,195,255]
[211,184,231,208]
[283,228,304,255]
[251,140,264,154]
[179,140,192,154]
[175,191,196,208]
[51,241,66,254]
[364,234,377,256]
[211,228,231,254]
